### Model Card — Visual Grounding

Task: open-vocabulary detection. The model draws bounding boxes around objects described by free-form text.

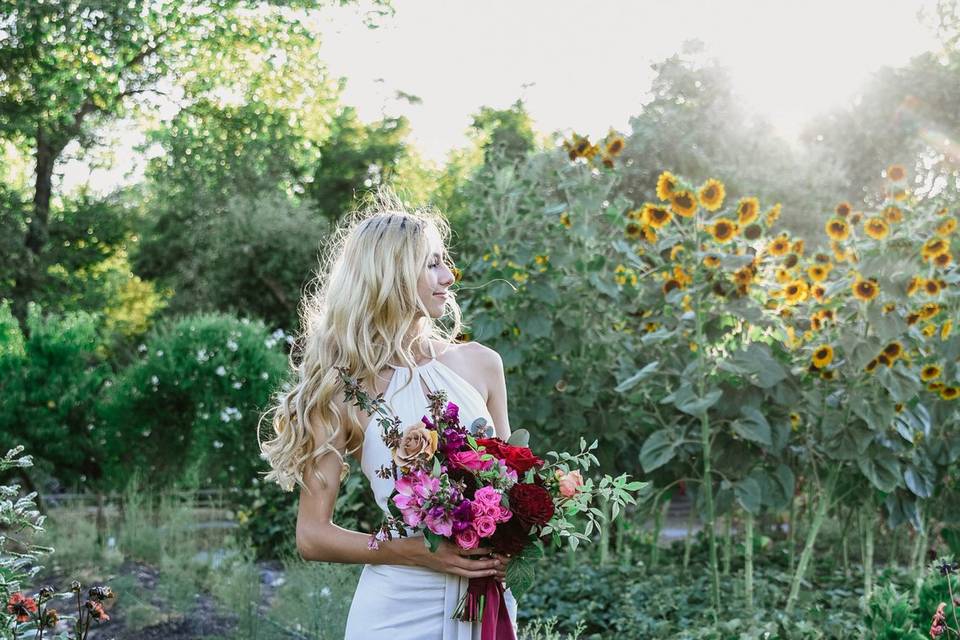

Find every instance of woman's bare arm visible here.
[482,347,512,441]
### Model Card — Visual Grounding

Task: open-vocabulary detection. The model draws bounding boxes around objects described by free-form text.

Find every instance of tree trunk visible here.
[785,468,837,614]
[744,510,754,612]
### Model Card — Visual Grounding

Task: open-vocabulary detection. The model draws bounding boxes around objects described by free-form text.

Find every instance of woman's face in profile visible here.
[417,225,455,319]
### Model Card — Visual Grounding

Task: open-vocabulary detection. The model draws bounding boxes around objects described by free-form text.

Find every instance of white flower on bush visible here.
[320,586,331,597]
[220,407,242,422]
[232,381,243,389]
[213,440,224,449]
[260,371,269,380]
[226,338,238,352]
[196,348,209,362]
[150,375,159,385]
[215,365,227,376]
[138,343,147,352]
[156,349,164,357]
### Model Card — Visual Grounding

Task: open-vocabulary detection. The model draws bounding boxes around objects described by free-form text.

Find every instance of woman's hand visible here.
[401,537,507,580]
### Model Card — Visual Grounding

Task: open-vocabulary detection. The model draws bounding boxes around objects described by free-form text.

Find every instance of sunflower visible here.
[708,218,738,243]
[643,204,672,229]
[743,223,762,240]
[883,206,904,223]
[921,237,949,261]
[906,312,921,325]
[907,277,923,296]
[934,252,952,268]
[941,386,960,401]
[656,171,678,201]
[887,164,906,181]
[892,188,908,202]
[790,413,801,430]
[864,217,890,240]
[733,267,755,287]
[775,268,792,284]
[852,277,879,301]
[821,369,837,381]
[811,344,834,369]
[850,212,863,225]
[765,203,782,227]
[943,319,953,340]
[831,241,847,262]
[924,279,942,295]
[670,244,685,260]
[920,365,942,381]
[641,225,658,243]
[768,235,791,256]
[625,222,643,239]
[919,302,940,320]
[605,133,626,156]
[815,252,831,263]
[883,341,903,360]
[662,279,682,294]
[812,285,827,301]
[883,303,897,314]
[737,197,760,226]
[560,211,572,228]
[878,354,892,367]
[671,190,698,217]
[826,218,850,241]
[807,264,831,282]
[929,382,944,391]
[784,279,809,304]
[783,253,800,269]
[703,254,721,268]
[864,358,879,373]
[936,217,957,236]
[894,403,904,413]
[698,179,726,211]
[792,239,805,255]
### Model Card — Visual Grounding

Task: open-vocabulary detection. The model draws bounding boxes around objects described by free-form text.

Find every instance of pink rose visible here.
[473,486,502,507]
[556,469,584,498]
[482,503,501,519]
[448,449,495,472]
[456,527,480,550]
[474,516,497,538]
[496,505,512,523]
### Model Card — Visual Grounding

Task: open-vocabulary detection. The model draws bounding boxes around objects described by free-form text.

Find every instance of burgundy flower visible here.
[508,482,555,526]
[489,515,532,556]
[476,438,544,473]
[451,499,474,533]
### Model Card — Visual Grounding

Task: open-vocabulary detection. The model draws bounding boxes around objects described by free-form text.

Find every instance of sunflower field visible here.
[456,134,960,634]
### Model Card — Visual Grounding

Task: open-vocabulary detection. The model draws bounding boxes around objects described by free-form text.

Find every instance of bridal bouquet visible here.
[338,367,648,638]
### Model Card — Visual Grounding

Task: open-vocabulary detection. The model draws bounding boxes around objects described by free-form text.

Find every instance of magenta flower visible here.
[456,527,480,550]
[425,506,454,537]
[442,402,460,423]
[448,449,495,472]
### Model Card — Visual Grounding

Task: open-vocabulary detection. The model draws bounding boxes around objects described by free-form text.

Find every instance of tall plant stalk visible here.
[744,510,755,612]
[723,512,733,576]
[785,466,838,614]
[862,506,875,604]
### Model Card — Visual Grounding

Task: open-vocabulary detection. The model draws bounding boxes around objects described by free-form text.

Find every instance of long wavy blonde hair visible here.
[258,191,463,493]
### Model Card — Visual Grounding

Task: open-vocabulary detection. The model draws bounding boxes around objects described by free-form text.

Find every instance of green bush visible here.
[863,583,926,640]
[98,312,289,488]
[0,301,111,488]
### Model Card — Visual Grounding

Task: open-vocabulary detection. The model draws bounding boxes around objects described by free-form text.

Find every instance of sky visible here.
[60,0,943,193]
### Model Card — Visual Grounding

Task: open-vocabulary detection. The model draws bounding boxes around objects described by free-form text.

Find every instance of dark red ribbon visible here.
[466,576,515,640]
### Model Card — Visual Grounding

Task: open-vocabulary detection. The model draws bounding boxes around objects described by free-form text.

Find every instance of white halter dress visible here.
[344,345,519,639]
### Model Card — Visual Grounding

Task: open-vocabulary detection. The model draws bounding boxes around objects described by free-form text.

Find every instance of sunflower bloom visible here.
[936,217,957,236]
[924,279,942,295]
[625,222,643,240]
[864,217,890,240]
[768,235,791,256]
[883,206,903,223]
[559,211,571,228]
[920,365,942,381]
[943,319,953,340]
[907,277,923,296]
[703,254,721,268]
[852,277,879,301]
[656,171,678,201]
[921,237,949,261]
[934,252,952,267]
[811,344,834,369]
[642,203,671,228]
[605,132,626,157]
[883,341,903,360]
[698,179,726,211]
[671,190,698,217]
[807,264,831,282]
[941,386,960,401]
[811,285,827,301]
[708,218,738,243]
[864,358,879,373]
[826,218,850,241]
[886,164,906,181]
[784,279,809,304]
[737,197,760,226]
[765,203,782,227]
[733,267,754,287]
[920,302,941,320]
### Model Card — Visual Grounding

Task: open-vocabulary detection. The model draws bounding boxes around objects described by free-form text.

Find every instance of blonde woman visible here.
[259,194,518,639]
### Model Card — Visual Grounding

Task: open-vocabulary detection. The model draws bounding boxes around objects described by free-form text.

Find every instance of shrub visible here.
[98,312,289,488]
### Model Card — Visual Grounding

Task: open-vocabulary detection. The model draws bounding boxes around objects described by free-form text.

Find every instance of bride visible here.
[258,192,519,638]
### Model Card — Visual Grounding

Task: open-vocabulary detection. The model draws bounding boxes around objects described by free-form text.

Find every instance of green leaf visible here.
[674,387,723,417]
[735,476,762,515]
[519,314,552,339]
[857,448,901,492]
[717,343,788,389]
[505,554,536,598]
[639,429,679,473]
[507,429,530,447]
[431,457,442,477]
[730,406,772,447]
[615,360,660,393]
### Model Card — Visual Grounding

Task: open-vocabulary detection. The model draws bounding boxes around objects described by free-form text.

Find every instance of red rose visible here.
[508,482,555,527]
[476,438,544,473]
[489,516,532,556]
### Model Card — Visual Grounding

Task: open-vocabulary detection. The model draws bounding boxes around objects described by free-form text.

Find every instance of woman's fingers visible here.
[457,546,493,556]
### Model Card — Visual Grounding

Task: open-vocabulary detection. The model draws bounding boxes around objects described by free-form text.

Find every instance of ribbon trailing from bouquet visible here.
[454,576,515,640]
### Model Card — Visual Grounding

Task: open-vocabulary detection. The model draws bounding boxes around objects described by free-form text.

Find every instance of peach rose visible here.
[556,469,584,498]
[393,425,439,469]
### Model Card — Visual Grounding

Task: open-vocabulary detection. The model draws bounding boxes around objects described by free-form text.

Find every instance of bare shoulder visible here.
[434,340,502,402]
